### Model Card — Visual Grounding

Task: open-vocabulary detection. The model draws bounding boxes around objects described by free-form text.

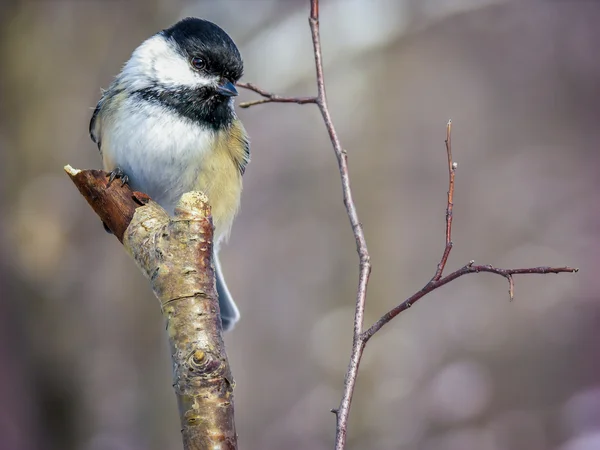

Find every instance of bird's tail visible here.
[214,253,240,331]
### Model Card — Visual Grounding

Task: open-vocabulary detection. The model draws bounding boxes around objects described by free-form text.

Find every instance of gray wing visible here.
[90,87,123,152]
[238,135,250,176]
[230,118,250,176]
[89,96,104,151]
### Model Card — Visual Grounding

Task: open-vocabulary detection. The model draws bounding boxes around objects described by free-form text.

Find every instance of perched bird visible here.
[89,17,249,331]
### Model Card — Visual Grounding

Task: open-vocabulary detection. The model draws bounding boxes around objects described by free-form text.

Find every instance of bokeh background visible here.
[1,0,599,449]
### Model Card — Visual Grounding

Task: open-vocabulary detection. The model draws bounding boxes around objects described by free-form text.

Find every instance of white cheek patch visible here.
[121,35,217,90]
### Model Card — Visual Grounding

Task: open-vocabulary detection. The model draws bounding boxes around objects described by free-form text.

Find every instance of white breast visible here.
[101,98,216,214]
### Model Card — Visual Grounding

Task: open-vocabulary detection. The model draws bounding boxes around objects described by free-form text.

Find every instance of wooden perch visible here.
[65,165,237,450]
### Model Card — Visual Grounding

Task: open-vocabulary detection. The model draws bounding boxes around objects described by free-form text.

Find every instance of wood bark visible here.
[65,165,237,450]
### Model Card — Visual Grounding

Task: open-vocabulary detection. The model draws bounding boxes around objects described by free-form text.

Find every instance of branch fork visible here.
[236,2,578,449]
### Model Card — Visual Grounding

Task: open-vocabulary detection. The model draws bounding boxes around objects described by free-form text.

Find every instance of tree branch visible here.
[237,1,578,449]
[237,82,317,108]
[64,165,237,450]
[432,120,455,282]
[360,122,577,340]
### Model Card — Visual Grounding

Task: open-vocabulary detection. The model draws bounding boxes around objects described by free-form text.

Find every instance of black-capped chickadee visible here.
[89,17,249,331]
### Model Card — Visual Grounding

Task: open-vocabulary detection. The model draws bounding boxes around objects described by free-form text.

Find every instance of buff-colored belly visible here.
[194,147,242,243]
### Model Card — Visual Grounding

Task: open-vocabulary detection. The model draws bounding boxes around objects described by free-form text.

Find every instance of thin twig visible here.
[237,7,372,445]
[357,123,577,340]
[237,4,372,446]
[237,82,317,108]
[307,6,372,450]
[362,263,577,341]
[236,1,578,449]
[432,120,455,282]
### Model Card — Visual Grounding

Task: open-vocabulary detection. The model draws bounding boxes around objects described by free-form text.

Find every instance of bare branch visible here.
[358,122,578,341]
[362,263,577,341]
[237,82,317,108]
[432,120,455,282]
[235,1,578,449]
[305,6,373,450]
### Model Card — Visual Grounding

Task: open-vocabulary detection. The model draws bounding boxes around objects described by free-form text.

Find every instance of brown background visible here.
[1,1,598,449]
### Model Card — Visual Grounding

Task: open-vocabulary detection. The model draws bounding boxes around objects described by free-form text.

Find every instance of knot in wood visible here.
[188,348,221,376]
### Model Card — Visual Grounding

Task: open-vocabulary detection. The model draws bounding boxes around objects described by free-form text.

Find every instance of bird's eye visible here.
[191,57,206,70]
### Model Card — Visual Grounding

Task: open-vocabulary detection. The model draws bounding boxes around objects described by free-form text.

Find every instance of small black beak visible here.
[216,80,238,97]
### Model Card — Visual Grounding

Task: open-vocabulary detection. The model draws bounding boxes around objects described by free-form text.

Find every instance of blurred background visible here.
[1,0,598,449]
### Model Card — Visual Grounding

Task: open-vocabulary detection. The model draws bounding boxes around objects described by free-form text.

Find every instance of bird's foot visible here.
[102,221,113,234]
[106,167,129,187]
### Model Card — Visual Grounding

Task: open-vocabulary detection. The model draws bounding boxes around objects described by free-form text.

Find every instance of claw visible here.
[102,221,113,234]
[106,167,128,188]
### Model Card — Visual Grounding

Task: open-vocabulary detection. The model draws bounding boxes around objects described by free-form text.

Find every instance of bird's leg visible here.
[106,166,129,187]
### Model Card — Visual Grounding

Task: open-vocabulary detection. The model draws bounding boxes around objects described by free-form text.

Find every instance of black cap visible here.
[162,17,243,82]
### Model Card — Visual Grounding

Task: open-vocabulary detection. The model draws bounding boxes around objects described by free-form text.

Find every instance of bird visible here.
[89,17,249,331]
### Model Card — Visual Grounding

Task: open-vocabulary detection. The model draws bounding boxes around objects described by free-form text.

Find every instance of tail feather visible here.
[214,253,240,331]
